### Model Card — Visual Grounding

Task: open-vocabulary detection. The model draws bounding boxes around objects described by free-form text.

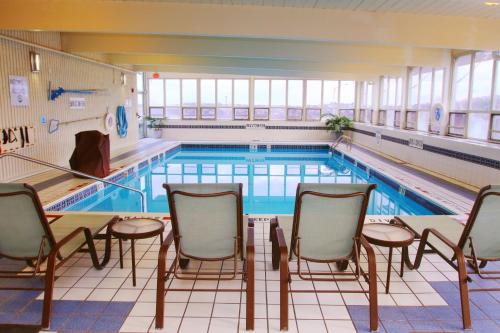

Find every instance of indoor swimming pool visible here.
[64,145,451,215]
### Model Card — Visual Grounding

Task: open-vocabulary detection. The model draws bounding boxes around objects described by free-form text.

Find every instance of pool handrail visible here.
[0,152,146,212]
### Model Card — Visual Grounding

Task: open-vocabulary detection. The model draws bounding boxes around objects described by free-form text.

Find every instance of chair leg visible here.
[246,251,255,331]
[41,251,57,329]
[456,252,472,330]
[270,222,280,270]
[279,253,289,331]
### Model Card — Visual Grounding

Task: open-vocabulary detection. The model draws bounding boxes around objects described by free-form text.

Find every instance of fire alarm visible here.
[152,73,160,79]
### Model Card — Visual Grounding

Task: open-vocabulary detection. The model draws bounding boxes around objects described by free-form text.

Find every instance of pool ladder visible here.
[331,135,353,151]
[0,152,146,212]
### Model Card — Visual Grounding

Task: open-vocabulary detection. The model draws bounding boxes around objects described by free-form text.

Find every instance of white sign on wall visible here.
[69,97,86,110]
[9,75,30,107]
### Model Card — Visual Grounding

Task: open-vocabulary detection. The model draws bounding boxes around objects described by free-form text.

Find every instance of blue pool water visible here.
[65,146,451,215]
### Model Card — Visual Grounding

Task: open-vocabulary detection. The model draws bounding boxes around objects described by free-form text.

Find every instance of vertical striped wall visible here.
[0,31,138,181]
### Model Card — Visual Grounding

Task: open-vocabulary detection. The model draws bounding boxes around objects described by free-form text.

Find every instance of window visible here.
[149,79,164,107]
[306,108,321,121]
[137,73,145,131]
[449,112,466,137]
[149,107,164,118]
[182,107,197,120]
[270,80,286,120]
[495,61,500,110]
[339,81,355,109]
[359,81,374,124]
[408,68,419,109]
[339,109,354,120]
[359,109,366,123]
[468,113,490,140]
[254,79,269,107]
[182,79,197,107]
[287,108,302,121]
[306,80,321,108]
[394,111,401,128]
[234,79,249,107]
[254,108,269,120]
[417,112,430,132]
[491,114,500,141]
[452,54,472,110]
[217,79,232,120]
[288,80,303,107]
[471,52,494,111]
[378,110,386,126]
[323,80,338,115]
[406,111,417,130]
[200,79,215,106]
[433,69,444,105]
[201,107,216,120]
[419,68,432,110]
[234,108,249,120]
[165,79,181,119]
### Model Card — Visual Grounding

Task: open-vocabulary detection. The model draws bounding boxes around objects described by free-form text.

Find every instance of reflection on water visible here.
[66,150,436,215]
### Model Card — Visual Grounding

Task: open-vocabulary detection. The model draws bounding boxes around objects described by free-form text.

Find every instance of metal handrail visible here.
[331,135,353,151]
[0,152,146,212]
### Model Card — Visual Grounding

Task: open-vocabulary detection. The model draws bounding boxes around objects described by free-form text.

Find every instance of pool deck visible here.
[2,139,495,333]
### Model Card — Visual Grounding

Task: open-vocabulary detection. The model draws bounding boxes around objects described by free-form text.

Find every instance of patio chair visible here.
[393,184,500,330]
[269,183,378,331]
[0,183,119,329]
[155,183,255,330]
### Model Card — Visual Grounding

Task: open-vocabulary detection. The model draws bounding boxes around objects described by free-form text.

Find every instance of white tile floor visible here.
[26,216,479,333]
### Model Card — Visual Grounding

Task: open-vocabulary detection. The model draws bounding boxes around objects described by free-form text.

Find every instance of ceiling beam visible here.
[0,0,499,50]
[61,33,451,68]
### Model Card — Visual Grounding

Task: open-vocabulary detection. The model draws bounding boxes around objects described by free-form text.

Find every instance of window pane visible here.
[136,73,144,92]
[234,108,249,120]
[271,80,286,106]
[378,110,386,125]
[288,80,303,107]
[149,107,164,118]
[182,79,197,106]
[216,107,232,120]
[471,52,494,111]
[254,108,269,120]
[149,79,164,106]
[306,108,321,121]
[396,78,403,107]
[182,107,197,119]
[381,77,388,107]
[366,82,373,108]
[433,69,444,104]
[495,62,500,110]
[217,79,232,106]
[254,80,269,106]
[234,79,249,106]
[323,80,338,115]
[406,111,417,129]
[386,110,394,127]
[339,81,355,108]
[491,115,500,140]
[394,111,401,127]
[419,68,432,110]
[417,111,430,132]
[359,109,366,123]
[339,109,354,120]
[408,68,419,109]
[287,108,302,120]
[270,107,286,120]
[449,113,466,136]
[306,80,321,106]
[388,78,397,107]
[452,54,472,110]
[201,107,216,120]
[166,107,181,119]
[200,79,215,106]
[165,79,181,106]
[467,113,489,140]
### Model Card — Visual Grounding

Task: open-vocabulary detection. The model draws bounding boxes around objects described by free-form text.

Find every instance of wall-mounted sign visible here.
[0,126,35,153]
[9,75,30,107]
[408,138,424,149]
[246,124,266,129]
[40,115,47,125]
[69,97,86,110]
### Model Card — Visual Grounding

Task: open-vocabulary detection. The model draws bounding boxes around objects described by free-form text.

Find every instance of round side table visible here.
[362,223,414,294]
[110,218,165,286]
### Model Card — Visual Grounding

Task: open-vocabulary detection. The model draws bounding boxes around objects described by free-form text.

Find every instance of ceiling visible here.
[106,0,500,19]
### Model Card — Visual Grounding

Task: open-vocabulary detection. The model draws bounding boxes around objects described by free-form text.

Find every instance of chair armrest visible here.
[276,227,288,254]
[158,230,174,263]
[423,228,460,251]
[51,227,87,252]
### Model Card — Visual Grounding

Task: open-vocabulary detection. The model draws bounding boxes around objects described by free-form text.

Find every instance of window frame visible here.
[490,113,500,142]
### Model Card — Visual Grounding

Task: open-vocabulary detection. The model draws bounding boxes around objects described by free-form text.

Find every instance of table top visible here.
[362,223,414,247]
[110,218,164,239]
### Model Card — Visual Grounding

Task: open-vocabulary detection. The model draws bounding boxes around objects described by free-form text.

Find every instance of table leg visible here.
[118,239,124,269]
[386,247,393,294]
[131,239,136,287]
[400,247,406,277]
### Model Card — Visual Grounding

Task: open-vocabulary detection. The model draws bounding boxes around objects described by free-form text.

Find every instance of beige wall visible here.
[0,32,139,181]
[351,123,500,188]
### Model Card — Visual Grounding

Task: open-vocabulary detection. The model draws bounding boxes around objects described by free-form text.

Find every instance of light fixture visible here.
[484,1,499,6]
[29,51,40,73]
[120,72,127,86]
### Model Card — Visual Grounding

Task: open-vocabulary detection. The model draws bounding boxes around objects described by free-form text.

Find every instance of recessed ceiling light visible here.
[484,1,499,6]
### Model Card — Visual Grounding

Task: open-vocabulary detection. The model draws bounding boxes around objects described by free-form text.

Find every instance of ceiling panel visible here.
[105,0,500,19]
